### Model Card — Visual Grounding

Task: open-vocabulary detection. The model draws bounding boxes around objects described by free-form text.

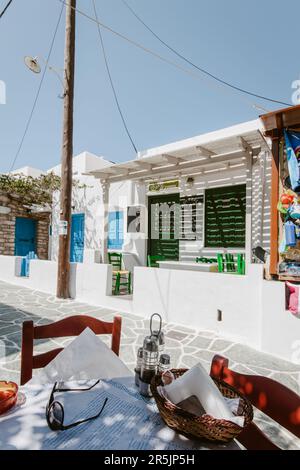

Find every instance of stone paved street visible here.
[0,280,299,449]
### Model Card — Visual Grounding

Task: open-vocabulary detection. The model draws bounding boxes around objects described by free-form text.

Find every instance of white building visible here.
[1,118,299,365]
[48,120,270,270]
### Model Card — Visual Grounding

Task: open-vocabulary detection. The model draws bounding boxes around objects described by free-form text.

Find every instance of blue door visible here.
[70,213,85,263]
[15,218,36,256]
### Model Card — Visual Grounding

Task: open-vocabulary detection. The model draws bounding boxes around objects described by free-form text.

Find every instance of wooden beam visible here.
[269,134,280,275]
[161,154,180,164]
[195,145,216,157]
[133,161,152,170]
[99,150,247,182]
[239,137,252,154]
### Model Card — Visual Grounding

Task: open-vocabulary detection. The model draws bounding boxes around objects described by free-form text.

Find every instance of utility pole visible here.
[57,0,76,298]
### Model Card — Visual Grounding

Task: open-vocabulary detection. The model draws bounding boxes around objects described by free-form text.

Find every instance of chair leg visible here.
[114,273,121,295]
[128,272,131,294]
[20,321,34,385]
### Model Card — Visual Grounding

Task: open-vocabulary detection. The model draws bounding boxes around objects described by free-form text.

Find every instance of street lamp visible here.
[24,56,66,99]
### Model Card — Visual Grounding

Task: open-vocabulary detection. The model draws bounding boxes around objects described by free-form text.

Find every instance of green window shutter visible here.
[205,185,246,248]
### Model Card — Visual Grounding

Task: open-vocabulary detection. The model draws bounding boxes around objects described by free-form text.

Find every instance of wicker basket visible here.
[151,369,253,443]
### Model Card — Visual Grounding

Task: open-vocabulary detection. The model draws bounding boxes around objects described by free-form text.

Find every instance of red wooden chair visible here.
[210,354,300,450]
[20,315,122,385]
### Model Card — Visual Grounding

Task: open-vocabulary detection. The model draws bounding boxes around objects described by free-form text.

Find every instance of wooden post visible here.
[100,180,109,264]
[269,134,280,276]
[57,0,76,298]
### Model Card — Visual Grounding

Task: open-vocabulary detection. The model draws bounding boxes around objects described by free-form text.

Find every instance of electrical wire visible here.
[56,1,258,105]
[0,0,13,19]
[121,0,291,107]
[57,0,288,111]
[9,3,64,172]
[92,0,137,153]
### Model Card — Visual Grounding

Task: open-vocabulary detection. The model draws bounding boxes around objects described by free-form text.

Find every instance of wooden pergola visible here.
[260,105,300,277]
[89,122,268,265]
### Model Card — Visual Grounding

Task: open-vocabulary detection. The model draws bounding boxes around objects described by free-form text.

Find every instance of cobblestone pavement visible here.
[0,280,299,449]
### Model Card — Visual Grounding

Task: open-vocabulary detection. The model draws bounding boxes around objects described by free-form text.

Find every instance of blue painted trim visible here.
[108,211,124,250]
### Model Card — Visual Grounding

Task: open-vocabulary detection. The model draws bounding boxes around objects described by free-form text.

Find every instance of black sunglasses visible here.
[46,380,108,431]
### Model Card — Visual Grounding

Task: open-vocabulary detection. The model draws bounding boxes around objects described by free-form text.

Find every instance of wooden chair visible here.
[108,252,131,295]
[20,315,122,385]
[217,253,245,274]
[210,354,300,450]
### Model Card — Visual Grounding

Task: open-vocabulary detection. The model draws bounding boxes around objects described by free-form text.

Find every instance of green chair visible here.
[147,255,165,268]
[217,253,245,275]
[108,252,131,295]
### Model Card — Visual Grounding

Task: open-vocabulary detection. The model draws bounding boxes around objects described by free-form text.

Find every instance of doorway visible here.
[70,213,85,263]
[15,217,36,256]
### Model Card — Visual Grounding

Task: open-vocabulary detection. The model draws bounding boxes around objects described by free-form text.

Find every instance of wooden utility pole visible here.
[57,0,76,298]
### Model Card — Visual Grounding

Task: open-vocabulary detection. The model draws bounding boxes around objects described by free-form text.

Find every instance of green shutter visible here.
[148,194,180,260]
[205,185,246,248]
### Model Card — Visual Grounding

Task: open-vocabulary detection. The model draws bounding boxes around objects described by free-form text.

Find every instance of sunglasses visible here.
[46,380,108,431]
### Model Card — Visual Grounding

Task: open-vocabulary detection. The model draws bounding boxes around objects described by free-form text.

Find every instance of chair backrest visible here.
[210,354,300,450]
[217,254,245,274]
[21,315,122,385]
[108,252,122,270]
[147,255,165,267]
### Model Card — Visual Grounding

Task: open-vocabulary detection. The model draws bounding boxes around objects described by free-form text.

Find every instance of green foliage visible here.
[0,172,61,206]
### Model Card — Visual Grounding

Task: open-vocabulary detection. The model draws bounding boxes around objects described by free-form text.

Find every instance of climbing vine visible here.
[0,172,62,207]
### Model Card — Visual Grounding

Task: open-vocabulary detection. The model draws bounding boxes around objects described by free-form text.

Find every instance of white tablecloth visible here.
[0,377,241,450]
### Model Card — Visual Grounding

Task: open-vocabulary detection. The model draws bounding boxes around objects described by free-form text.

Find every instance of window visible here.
[205,185,246,248]
[108,211,124,250]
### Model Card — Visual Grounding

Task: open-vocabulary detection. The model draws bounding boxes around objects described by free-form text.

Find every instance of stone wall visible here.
[0,193,50,259]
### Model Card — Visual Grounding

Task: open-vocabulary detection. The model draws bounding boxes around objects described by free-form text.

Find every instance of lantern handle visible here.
[150,313,162,336]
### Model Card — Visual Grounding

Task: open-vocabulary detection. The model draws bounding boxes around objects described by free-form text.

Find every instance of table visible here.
[158,260,219,272]
[0,377,241,450]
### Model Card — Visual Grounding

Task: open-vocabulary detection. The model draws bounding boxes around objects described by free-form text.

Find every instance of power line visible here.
[56,1,257,105]
[92,0,137,154]
[9,3,64,172]
[0,0,13,19]
[121,0,291,108]
[57,1,288,111]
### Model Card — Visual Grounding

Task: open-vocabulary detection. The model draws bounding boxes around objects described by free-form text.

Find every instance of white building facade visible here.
[1,120,299,365]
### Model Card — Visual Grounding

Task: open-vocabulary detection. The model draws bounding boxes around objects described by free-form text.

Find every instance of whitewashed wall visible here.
[50,150,271,267]
[1,254,298,364]
[51,175,147,271]
[51,175,104,261]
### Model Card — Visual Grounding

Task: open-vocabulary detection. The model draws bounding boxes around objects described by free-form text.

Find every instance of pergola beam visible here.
[133,160,152,170]
[238,136,252,154]
[161,154,182,164]
[90,142,261,183]
[95,150,250,183]
[195,145,216,157]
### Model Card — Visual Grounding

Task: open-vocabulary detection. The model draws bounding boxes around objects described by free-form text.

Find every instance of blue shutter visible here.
[108,211,124,249]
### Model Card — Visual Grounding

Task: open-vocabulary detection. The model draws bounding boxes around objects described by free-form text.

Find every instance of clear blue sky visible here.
[0,0,299,173]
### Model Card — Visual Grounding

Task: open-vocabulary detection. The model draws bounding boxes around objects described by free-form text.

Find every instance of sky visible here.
[0,0,299,173]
